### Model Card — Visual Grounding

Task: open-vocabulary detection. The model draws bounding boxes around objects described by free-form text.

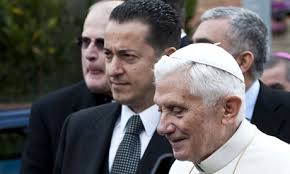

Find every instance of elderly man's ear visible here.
[221,96,242,125]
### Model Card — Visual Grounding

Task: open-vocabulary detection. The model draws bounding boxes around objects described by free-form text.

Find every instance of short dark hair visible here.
[161,0,185,26]
[110,0,181,54]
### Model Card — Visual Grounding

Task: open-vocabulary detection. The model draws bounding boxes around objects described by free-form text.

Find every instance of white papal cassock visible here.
[169,120,290,174]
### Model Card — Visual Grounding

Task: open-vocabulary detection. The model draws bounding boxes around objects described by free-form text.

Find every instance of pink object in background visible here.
[272,51,290,60]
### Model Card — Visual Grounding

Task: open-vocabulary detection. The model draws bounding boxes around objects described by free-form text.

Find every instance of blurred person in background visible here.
[272,0,290,34]
[192,6,290,144]
[20,1,123,174]
[261,51,290,91]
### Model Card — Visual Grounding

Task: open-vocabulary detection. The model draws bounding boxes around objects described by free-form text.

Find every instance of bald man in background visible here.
[261,52,290,91]
[20,1,123,174]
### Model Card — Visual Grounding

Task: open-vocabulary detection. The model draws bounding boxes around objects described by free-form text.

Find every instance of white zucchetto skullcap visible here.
[168,43,244,82]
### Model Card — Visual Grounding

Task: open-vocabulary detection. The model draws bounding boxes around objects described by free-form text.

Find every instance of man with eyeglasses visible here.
[20,1,123,174]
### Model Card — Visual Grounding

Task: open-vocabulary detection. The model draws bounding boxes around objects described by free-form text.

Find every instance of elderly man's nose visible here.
[157,115,175,136]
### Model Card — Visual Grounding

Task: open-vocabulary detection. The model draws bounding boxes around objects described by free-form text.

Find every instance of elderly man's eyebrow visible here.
[193,38,215,44]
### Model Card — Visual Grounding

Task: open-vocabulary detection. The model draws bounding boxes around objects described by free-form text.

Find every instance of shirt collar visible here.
[120,105,160,136]
[245,80,260,120]
[194,120,256,173]
[181,29,186,38]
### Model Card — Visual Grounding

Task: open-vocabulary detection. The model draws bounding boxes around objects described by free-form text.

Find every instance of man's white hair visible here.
[154,56,245,123]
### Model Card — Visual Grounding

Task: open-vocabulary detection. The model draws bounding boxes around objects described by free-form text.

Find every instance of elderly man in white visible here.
[153,43,290,174]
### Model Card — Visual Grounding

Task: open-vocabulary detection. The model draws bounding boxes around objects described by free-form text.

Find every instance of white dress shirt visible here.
[108,104,160,172]
[245,80,260,121]
[169,120,290,174]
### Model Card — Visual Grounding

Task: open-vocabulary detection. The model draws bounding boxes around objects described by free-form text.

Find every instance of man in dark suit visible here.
[20,1,123,174]
[192,7,290,143]
[53,0,181,174]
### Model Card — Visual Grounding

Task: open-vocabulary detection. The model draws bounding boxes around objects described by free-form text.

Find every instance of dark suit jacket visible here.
[21,81,111,174]
[252,82,290,143]
[180,35,192,48]
[53,102,173,174]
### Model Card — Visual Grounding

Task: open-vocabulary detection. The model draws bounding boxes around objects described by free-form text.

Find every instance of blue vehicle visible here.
[0,108,30,174]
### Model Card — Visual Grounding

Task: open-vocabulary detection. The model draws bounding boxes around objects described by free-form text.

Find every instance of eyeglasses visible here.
[77,36,104,50]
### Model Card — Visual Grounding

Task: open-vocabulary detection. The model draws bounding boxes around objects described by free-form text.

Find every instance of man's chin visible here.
[173,150,189,161]
[111,94,128,103]
[111,92,134,105]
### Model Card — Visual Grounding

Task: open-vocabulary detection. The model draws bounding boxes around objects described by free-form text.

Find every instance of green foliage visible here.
[184,0,197,36]
[0,0,92,102]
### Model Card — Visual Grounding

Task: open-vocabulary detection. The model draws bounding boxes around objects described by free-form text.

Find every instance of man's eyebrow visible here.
[117,49,133,54]
[193,38,215,44]
[103,48,138,55]
[116,49,140,56]
[160,100,187,107]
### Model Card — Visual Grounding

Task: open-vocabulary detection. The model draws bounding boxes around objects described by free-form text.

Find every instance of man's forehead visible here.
[105,20,149,39]
[192,20,232,53]
[193,19,229,37]
[88,1,123,19]
[83,1,124,29]
[154,79,199,107]
[82,20,107,38]
[84,12,109,29]
[155,72,189,93]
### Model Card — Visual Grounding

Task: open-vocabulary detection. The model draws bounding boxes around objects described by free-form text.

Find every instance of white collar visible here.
[120,105,160,136]
[195,120,256,173]
[245,80,260,120]
[181,29,186,38]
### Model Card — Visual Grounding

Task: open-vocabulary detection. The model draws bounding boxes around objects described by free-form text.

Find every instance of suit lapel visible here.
[82,103,121,174]
[136,131,172,174]
[252,82,286,135]
[79,103,172,174]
